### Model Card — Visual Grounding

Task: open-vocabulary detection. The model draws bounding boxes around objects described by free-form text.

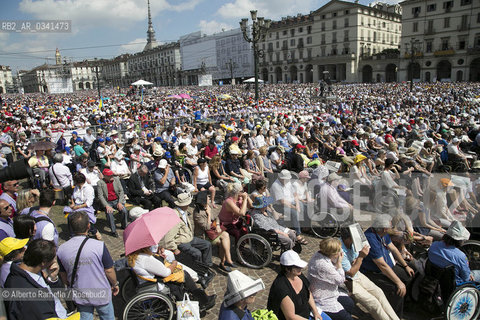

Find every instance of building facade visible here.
[21,64,73,94]
[399,0,480,82]
[127,42,181,86]
[70,60,100,91]
[102,54,130,88]
[260,0,402,83]
[0,66,13,94]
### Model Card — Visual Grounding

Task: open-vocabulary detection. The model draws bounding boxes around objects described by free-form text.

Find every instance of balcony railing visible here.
[434,48,455,56]
[404,52,423,58]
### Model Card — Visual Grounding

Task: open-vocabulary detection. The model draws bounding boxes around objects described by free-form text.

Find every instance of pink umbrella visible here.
[123,207,181,256]
[179,93,191,100]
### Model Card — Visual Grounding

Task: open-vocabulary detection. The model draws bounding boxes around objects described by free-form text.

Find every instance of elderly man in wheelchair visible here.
[424,220,480,320]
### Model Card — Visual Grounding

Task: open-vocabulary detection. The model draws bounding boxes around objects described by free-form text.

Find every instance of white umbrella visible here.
[243,77,264,83]
[131,80,153,86]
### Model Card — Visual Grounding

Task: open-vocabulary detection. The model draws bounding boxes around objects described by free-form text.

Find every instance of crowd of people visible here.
[0,81,479,320]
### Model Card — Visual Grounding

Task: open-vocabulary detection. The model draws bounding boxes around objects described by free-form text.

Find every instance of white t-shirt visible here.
[271,180,296,205]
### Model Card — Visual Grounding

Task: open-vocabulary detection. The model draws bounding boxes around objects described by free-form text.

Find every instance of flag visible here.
[141,87,144,104]
[99,97,103,110]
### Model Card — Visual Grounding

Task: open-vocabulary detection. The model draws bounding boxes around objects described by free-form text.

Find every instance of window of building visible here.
[478,13,480,23]
[427,20,434,32]
[307,36,312,44]
[458,38,466,50]
[382,22,386,28]
[331,45,337,55]
[268,43,273,50]
[321,22,325,31]
[290,39,295,46]
[322,14,326,19]
[283,51,288,60]
[344,30,349,42]
[276,41,279,48]
[321,34,326,44]
[282,40,288,49]
[343,46,350,55]
[276,32,279,39]
[290,29,295,36]
[307,48,312,58]
[333,12,337,17]
[461,0,471,6]
[373,31,377,42]
[441,38,450,50]
[344,18,349,27]
[332,20,337,29]
[276,52,280,61]
[461,15,469,28]
[345,10,349,15]
[361,17,364,26]
[444,17,450,28]
[332,32,337,43]
[283,30,287,35]
[412,6,421,16]
[299,50,304,59]
[299,27,303,33]
[443,1,453,11]
[321,47,326,56]
[426,40,433,52]
[307,26,312,34]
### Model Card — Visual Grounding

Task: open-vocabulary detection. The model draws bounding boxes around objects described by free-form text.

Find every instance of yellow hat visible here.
[354,154,367,164]
[46,312,81,320]
[0,238,29,257]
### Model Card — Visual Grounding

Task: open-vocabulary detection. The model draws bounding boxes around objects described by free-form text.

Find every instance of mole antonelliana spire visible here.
[144,0,159,51]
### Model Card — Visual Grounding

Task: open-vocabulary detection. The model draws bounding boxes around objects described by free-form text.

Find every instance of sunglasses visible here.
[2,204,11,211]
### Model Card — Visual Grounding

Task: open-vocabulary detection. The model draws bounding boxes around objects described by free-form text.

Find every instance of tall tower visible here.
[55,48,61,65]
[143,0,159,51]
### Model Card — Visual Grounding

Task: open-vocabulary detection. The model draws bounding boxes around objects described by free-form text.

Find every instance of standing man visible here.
[0,199,14,241]
[57,211,118,320]
[97,168,128,237]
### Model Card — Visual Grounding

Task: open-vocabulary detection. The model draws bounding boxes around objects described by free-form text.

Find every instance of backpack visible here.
[27,206,53,224]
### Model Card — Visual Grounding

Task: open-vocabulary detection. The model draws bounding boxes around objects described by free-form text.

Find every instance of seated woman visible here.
[209,155,234,191]
[64,173,101,240]
[308,238,357,320]
[250,196,299,250]
[16,189,40,214]
[404,196,445,241]
[219,183,252,244]
[243,150,262,177]
[250,179,282,220]
[126,245,216,311]
[267,250,329,320]
[193,191,236,272]
[193,158,216,208]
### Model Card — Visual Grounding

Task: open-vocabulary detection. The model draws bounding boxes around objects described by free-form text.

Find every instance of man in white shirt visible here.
[319,173,353,223]
[49,154,72,190]
[271,170,302,235]
[84,128,95,150]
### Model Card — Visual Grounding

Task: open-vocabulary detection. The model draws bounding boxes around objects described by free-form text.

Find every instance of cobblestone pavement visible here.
[49,205,429,320]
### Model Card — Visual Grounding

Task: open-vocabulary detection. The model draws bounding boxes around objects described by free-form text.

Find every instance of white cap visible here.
[223,270,265,307]
[158,159,168,169]
[280,250,307,268]
[129,207,149,220]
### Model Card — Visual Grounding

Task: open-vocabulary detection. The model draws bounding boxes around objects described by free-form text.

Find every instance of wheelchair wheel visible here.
[121,276,136,303]
[123,291,174,320]
[445,284,480,320]
[236,233,272,269]
[310,212,339,239]
[373,189,399,213]
[461,240,480,270]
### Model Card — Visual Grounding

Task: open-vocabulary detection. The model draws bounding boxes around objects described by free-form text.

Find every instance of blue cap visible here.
[147,133,152,138]
[165,151,172,159]
[76,137,83,142]
[171,136,177,143]
[65,146,71,153]
[154,137,162,142]
[105,137,112,142]
[98,138,105,142]
[72,131,78,135]
[312,154,319,159]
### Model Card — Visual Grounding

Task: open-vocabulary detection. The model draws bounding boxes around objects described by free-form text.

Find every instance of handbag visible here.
[177,293,200,320]
[205,220,226,241]
[163,261,185,283]
[65,237,89,313]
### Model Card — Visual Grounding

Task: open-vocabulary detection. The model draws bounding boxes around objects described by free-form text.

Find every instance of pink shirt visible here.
[219,196,243,225]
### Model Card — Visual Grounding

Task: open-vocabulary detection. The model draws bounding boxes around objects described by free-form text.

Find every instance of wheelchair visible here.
[235,213,301,269]
[420,258,480,320]
[121,268,176,320]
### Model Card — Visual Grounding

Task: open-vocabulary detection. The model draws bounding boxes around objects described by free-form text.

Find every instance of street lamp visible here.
[239,10,271,102]
[405,39,420,91]
[91,58,102,102]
